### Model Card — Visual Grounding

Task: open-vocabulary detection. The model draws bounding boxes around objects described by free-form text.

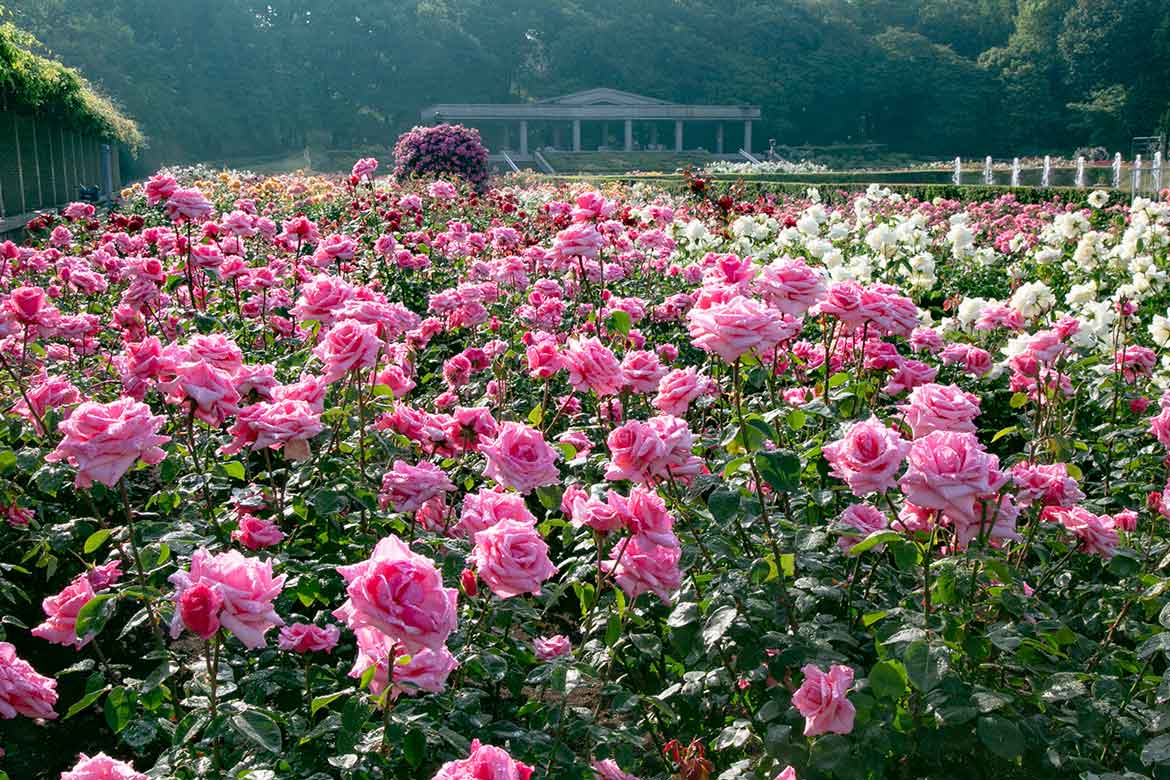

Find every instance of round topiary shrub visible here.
[393,123,490,189]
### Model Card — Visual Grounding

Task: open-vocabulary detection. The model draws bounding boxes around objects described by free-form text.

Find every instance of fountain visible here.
[1133,154,1143,194]
[1154,151,1163,192]
[1041,155,1052,188]
[1075,156,1086,188]
[1112,153,1123,188]
[983,156,993,185]
[953,157,962,186]
[1011,158,1020,187]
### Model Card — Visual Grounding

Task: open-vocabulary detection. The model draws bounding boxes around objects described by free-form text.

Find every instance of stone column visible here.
[743,120,752,154]
[572,120,581,152]
[674,120,683,152]
[624,119,633,152]
[519,120,528,157]
[649,124,659,148]
[716,123,724,154]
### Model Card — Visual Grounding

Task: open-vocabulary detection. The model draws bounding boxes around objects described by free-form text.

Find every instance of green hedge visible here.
[0,20,141,148]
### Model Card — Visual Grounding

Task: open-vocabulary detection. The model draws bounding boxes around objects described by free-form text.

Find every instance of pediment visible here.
[537,88,672,107]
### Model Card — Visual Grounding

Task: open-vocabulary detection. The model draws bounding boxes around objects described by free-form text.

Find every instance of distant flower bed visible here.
[698,158,830,175]
[1,166,1169,780]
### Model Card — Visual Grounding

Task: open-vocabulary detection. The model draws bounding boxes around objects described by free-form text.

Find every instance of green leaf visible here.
[608,309,632,336]
[667,602,700,628]
[337,696,374,754]
[83,529,111,554]
[977,715,1024,761]
[707,487,741,523]
[1142,733,1170,766]
[702,605,738,650]
[527,405,543,426]
[404,726,427,768]
[222,461,246,480]
[847,530,902,556]
[1138,632,1170,660]
[990,425,1019,443]
[1009,392,1029,408]
[104,686,133,734]
[903,641,947,692]
[65,685,111,719]
[754,450,801,493]
[74,594,117,640]
[232,709,282,753]
[310,691,348,715]
[1160,601,1170,630]
[868,660,907,700]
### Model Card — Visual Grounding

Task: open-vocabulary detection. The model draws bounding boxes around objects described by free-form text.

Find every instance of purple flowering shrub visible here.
[393,124,489,189]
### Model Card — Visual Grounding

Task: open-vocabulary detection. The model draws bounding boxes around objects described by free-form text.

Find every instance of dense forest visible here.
[4,0,1170,172]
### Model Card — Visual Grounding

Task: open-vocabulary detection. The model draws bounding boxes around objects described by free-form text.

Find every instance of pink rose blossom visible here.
[231,514,285,550]
[687,295,798,363]
[333,535,457,652]
[454,487,537,538]
[0,641,58,719]
[61,752,146,780]
[479,422,560,494]
[792,664,856,736]
[898,383,981,438]
[602,534,681,604]
[278,622,341,653]
[822,417,910,496]
[534,634,572,660]
[379,460,455,513]
[45,398,170,488]
[168,548,286,648]
[432,739,534,780]
[472,519,558,599]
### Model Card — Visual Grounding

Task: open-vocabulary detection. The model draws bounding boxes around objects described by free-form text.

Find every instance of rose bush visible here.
[0,165,1167,780]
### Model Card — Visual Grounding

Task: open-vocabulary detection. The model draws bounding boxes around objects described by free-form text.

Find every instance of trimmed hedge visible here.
[0,20,141,148]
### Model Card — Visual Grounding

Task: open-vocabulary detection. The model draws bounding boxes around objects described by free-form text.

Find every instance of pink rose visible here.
[278,622,341,653]
[164,360,241,426]
[313,318,382,383]
[454,487,537,538]
[1042,506,1119,558]
[898,383,981,438]
[472,519,558,599]
[392,644,459,698]
[177,582,223,639]
[756,256,826,316]
[231,514,285,550]
[164,188,214,223]
[898,431,1005,524]
[653,367,715,416]
[687,295,799,363]
[432,739,534,780]
[221,399,323,461]
[822,417,910,496]
[621,350,666,394]
[792,664,856,736]
[61,752,146,780]
[836,504,890,552]
[333,535,457,652]
[534,634,572,660]
[168,548,286,648]
[32,574,99,648]
[592,759,640,780]
[379,460,455,513]
[604,415,703,484]
[479,422,560,494]
[603,534,681,604]
[144,174,178,205]
[563,337,625,396]
[45,398,170,489]
[774,768,797,780]
[1010,462,1084,508]
[0,641,58,719]
[609,486,678,548]
[351,157,379,180]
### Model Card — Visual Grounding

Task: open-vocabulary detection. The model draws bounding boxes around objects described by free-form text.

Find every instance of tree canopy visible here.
[4,0,1168,171]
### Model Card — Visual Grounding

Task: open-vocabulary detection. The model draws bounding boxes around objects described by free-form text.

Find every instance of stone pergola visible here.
[420,88,761,161]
